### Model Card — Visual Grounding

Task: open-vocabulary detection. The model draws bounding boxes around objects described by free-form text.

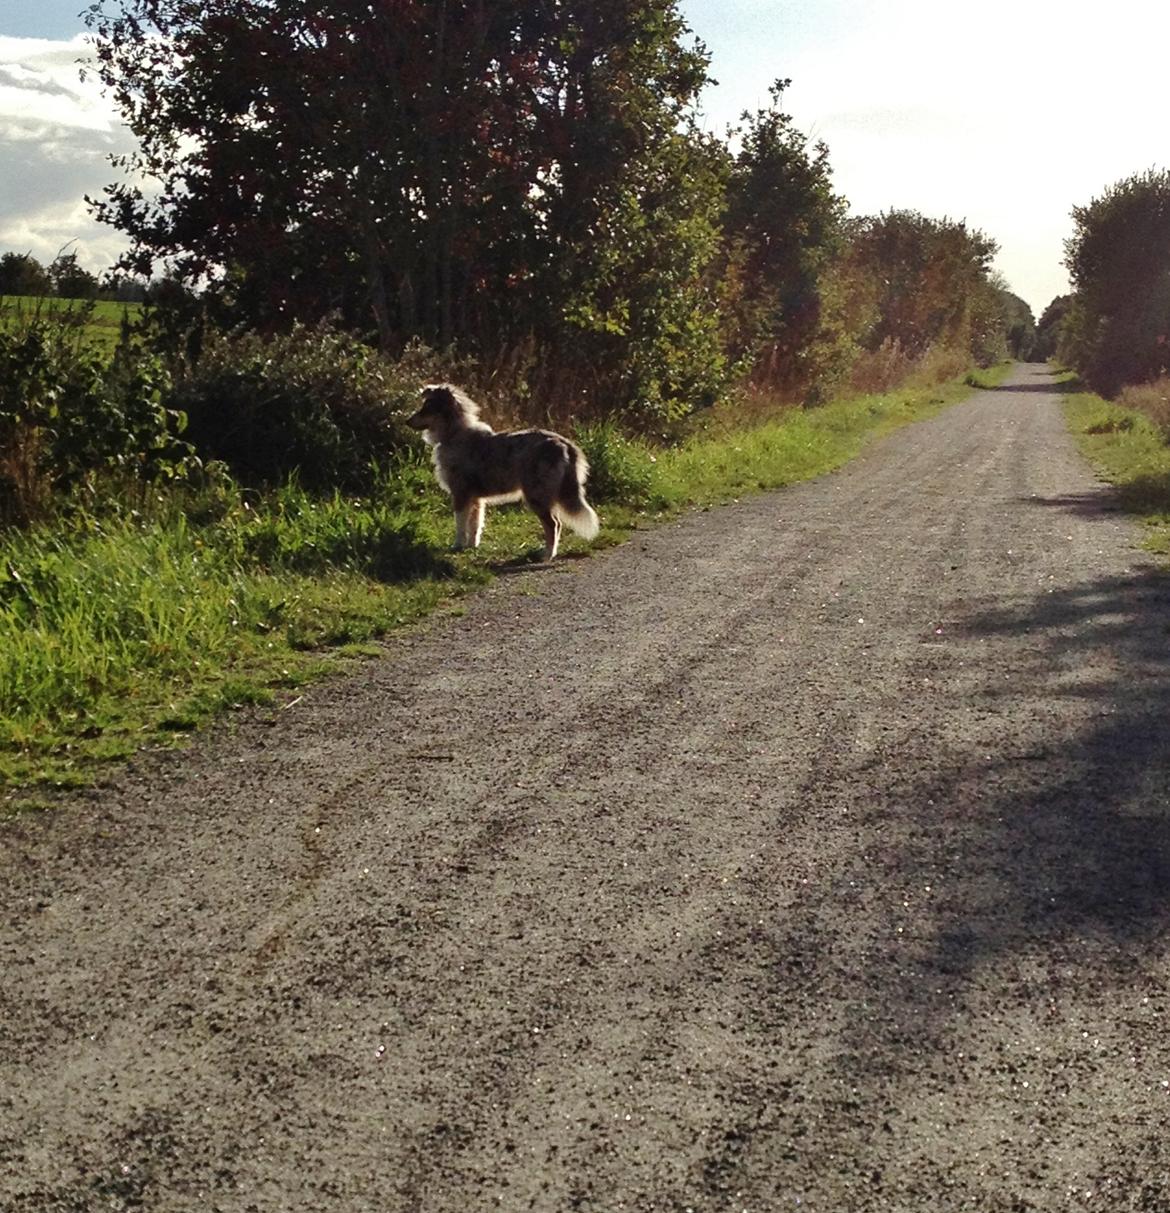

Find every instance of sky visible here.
[3,0,1169,316]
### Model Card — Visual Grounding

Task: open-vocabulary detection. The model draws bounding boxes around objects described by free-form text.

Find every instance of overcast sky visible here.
[3,0,1168,315]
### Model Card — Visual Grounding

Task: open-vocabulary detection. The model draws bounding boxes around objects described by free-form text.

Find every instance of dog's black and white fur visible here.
[408,384,600,561]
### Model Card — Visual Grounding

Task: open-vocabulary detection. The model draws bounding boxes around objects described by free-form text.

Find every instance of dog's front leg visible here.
[452,497,484,550]
[467,499,485,547]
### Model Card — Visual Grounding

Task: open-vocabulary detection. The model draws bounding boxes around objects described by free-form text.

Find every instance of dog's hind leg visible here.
[531,501,561,561]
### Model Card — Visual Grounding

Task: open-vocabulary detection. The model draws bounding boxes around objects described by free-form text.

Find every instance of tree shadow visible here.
[840,564,1170,1065]
[1022,478,1170,520]
[1016,490,1126,517]
[976,377,1083,394]
[689,560,1170,1109]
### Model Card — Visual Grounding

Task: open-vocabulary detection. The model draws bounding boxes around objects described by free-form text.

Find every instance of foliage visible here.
[0,313,192,526]
[1116,376,1170,441]
[49,252,100,301]
[1034,294,1072,362]
[845,210,1000,362]
[86,0,727,423]
[1062,169,1170,395]
[0,251,102,301]
[0,253,52,298]
[574,422,662,507]
[718,80,847,399]
[165,325,429,491]
[995,287,1036,361]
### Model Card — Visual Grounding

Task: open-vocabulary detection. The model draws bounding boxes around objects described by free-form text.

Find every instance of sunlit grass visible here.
[0,295,142,357]
[1062,387,1170,554]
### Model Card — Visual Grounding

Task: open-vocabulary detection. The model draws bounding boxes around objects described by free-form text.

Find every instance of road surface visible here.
[3,363,1169,1211]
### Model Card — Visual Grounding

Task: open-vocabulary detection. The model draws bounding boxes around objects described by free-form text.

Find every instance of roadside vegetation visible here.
[1034,167,1170,554]
[1061,382,1170,555]
[2,0,1037,795]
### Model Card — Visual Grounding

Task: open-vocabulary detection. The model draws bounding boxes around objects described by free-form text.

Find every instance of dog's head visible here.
[408,384,480,443]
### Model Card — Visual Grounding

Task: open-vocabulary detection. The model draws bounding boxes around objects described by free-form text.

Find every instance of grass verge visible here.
[1,371,981,797]
[1060,377,1170,555]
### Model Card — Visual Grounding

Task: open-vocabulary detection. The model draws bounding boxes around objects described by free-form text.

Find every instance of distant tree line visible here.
[84,0,1027,423]
[0,251,104,301]
[0,249,186,306]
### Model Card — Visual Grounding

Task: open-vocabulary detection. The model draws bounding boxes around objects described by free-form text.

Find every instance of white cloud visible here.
[0,34,135,276]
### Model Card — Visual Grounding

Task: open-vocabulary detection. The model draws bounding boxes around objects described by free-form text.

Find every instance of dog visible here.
[407,383,600,561]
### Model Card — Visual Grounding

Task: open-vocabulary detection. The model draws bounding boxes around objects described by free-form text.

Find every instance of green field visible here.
[0,295,143,356]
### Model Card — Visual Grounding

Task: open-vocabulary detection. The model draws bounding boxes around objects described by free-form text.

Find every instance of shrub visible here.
[848,338,914,395]
[168,325,431,491]
[0,316,192,526]
[1116,377,1170,441]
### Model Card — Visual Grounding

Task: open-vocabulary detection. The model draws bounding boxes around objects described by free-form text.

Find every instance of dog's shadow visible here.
[488,549,591,576]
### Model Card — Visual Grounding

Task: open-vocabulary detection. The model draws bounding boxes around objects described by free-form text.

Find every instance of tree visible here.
[847,211,999,359]
[0,252,52,297]
[718,80,847,396]
[1033,294,1072,363]
[86,0,725,419]
[1062,168,1170,394]
[49,251,100,300]
[995,288,1036,361]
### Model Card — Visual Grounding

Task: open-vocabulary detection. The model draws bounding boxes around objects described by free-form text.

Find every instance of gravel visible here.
[3,363,1169,1211]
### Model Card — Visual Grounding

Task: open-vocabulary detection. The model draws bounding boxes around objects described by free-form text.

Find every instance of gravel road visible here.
[3,363,1169,1212]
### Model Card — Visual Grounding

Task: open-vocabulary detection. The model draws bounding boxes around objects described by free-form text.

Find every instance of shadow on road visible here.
[699,559,1170,1121]
[847,562,1170,1064]
[975,375,1083,395]
[1017,490,1126,517]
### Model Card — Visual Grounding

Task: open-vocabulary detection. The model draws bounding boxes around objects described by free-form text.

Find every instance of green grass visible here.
[1,295,143,357]
[1061,379,1170,554]
[0,373,972,796]
[964,361,1015,390]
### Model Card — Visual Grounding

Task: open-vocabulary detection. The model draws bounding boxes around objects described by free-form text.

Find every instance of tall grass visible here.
[1116,376,1170,441]
[0,483,461,788]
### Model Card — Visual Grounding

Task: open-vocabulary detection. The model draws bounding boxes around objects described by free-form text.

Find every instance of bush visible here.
[1063,169,1170,395]
[168,325,430,491]
[0,316,192,526]
[1117,377,1170,441]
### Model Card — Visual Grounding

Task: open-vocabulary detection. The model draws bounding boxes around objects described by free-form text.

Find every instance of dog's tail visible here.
[554,444,600,540]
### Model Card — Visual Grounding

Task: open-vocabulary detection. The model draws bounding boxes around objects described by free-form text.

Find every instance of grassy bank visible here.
[1061,379,1170,554]
[1,371,989,797]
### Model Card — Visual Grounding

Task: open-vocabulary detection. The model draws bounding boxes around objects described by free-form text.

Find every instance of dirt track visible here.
[3,363,1170,1211]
